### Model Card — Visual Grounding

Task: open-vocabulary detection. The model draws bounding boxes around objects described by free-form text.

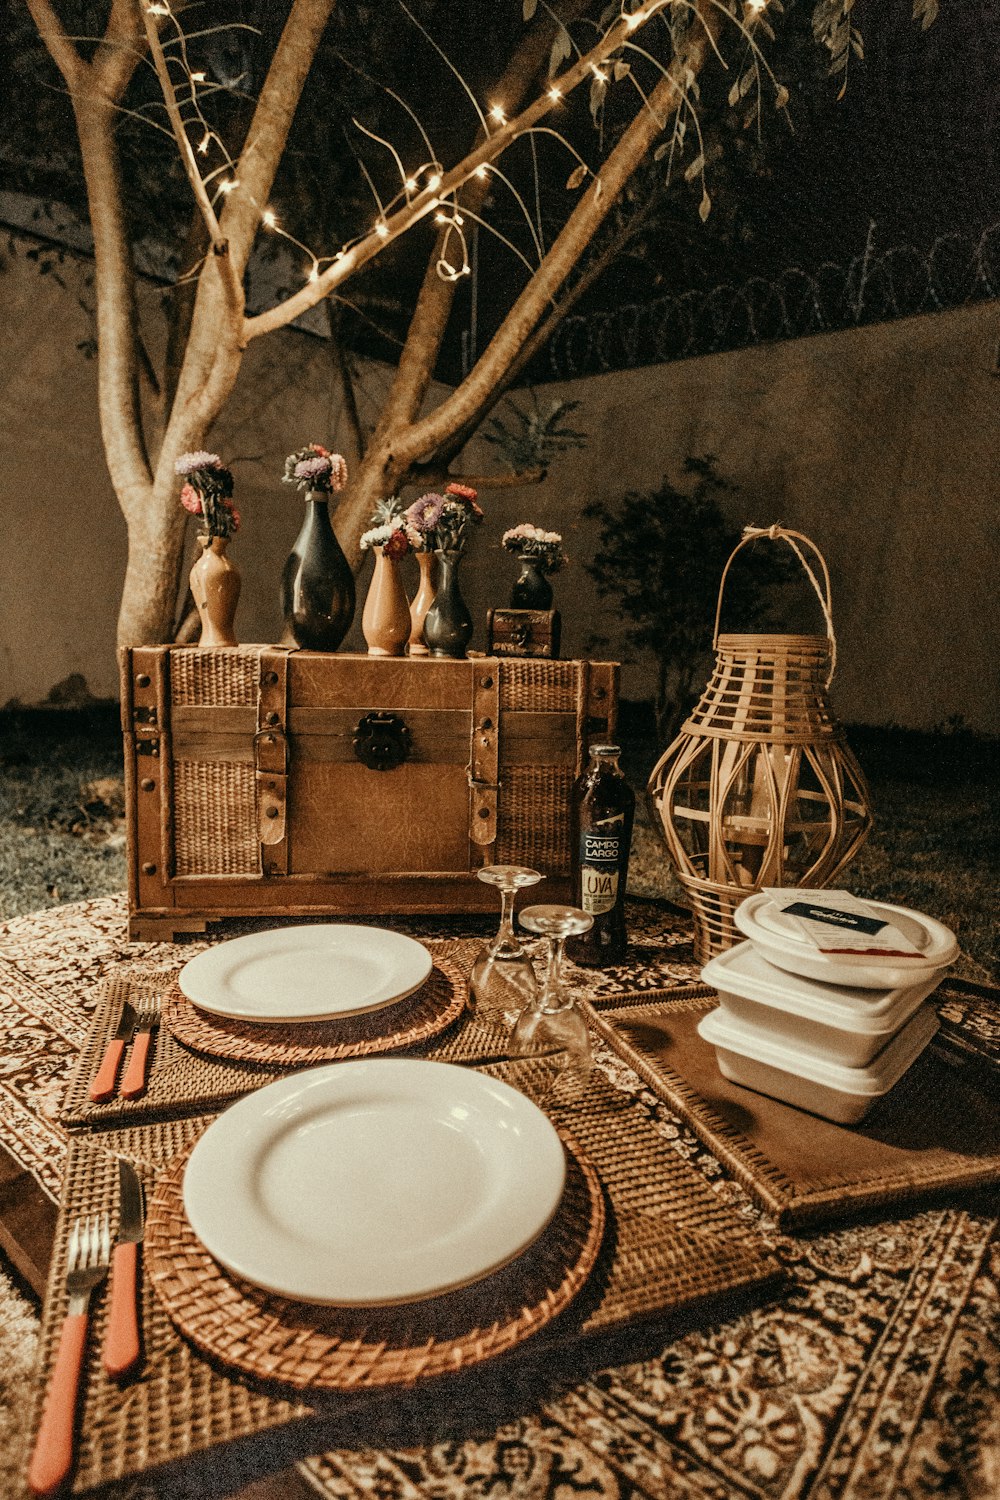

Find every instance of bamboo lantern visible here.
[647,527,874,963]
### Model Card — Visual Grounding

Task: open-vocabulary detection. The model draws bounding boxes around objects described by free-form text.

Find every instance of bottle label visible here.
[580,831,622,915]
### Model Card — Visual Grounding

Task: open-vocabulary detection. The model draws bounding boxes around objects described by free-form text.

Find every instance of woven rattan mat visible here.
[61,942,513,1128]
[588,983,1000,1231]
[29,1068,780,1496]
[146,1131,604,1391]
[162,956,466,1066]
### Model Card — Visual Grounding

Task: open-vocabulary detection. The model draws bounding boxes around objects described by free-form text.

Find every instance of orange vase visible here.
[190,536,240,648]
[407,551,437,656]
[361,546,411,656]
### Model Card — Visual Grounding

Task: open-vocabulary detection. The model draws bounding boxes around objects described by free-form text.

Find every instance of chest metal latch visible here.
[353,711,412,772]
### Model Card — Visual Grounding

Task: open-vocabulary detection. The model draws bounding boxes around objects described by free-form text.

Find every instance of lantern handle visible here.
[713,524,836,687]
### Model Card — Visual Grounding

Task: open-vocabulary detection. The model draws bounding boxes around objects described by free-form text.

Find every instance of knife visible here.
[89,1003,137,1102]
[103,1159,144,1378]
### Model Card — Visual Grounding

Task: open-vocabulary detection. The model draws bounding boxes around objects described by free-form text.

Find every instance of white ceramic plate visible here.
[734,894,958,989]
[182,1059,567,1304]
[178,925,433,1022]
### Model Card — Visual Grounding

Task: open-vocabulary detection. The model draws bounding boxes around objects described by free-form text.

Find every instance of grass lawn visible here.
[1,707,996,983]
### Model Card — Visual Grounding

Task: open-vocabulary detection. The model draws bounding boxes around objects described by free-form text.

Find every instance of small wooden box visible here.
[122,647,618,940]
[485,608,561,659]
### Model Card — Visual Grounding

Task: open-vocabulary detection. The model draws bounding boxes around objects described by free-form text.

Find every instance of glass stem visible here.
[494,885,520,958]
[541,937,568,1012]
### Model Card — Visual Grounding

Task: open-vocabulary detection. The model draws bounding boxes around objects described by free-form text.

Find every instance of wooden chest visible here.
[122,647,618,940]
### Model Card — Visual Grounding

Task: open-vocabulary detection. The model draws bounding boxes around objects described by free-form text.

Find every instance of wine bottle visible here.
[570,744,635,966]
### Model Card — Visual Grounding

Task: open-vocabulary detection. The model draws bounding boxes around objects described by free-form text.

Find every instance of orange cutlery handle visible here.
[120,1031,152,1100]
[89,1038,126,1102]
[28,1311,87,1497]
[103,1241,140,1378]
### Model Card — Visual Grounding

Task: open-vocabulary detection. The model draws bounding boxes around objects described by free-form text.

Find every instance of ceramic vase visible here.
[510,553,553,610]
[423,550,474,658]
[407,551,437,656]
[361,546,411,656]
[190,536,240,648]
[280,493,355,651]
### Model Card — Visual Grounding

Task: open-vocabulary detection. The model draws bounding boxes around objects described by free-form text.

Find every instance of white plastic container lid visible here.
[733,893,958,989]
[697,1002,940,1124]
[702,942,942,1036]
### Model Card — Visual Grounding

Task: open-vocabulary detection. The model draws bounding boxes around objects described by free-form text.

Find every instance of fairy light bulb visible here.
[190,71,206,83]
[548,87,561,102]
[197,134,210,154]
[427,172,442,190]
[262,208,277,228]
[405,178,418,192]
[375,222,389,239]
[489,105,506,124]
[219,178,238,194]
[307,264,319,283]
[474,165,488,180]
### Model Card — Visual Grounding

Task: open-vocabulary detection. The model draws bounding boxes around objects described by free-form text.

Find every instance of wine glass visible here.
[468,865,543,1020]
[510,905,594,1097]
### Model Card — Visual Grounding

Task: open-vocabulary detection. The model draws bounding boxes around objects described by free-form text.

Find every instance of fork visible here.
[120,1002,160,1101]
[28,1215,110,1498]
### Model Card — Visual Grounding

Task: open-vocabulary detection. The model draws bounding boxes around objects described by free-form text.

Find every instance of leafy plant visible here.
[482,396,587,475]
[584,456,795,742]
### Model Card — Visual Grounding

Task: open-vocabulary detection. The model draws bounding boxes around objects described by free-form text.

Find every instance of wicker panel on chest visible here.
[122,647,618,940]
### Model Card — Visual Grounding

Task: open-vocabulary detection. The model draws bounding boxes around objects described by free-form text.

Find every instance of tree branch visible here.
[326,301,366,465]
[395,25,716,470]
[141,7,228,252]
[28,0,154,511]
[24,0,84,88]
[371,0,592,441]
[411,465,547,490]
[242,6,672,342]
[221,0,338,280]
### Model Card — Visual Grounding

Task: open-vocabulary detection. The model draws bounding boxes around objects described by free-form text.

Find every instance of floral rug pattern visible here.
[0,895,997,1499]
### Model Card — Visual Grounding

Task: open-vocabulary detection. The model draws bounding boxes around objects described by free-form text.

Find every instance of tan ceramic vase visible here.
[190,535,240,648]
[407,551,437,656]
[361,546,411,656]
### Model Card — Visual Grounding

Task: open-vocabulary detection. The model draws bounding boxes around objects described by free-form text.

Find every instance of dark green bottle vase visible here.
[280,496,356,651]
[510,553,553,609]
[422,550,473,658]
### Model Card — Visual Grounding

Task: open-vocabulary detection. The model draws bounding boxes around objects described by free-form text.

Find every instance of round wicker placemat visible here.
[146,1133,605,1392]
[162,958,466,1066]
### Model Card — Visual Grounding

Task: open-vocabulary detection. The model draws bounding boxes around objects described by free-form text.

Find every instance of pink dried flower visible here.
[180,483,203,516]
[445,482,478,502]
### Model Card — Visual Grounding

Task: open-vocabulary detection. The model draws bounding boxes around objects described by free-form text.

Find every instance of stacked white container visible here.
[697,895,959,1124]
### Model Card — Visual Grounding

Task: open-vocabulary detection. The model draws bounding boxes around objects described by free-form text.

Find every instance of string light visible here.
[190,70,206,83]
[426,172,442,190]
[489,105,506,124]
[307,264,319,283]
[592,67,608,83]
[405,177,418,192]
[624,9,646,29]
[374,222,389,238]
[146,2,171,14]
[197,133,211,154]
[434,212,448,224]
[218,178,238,194]
[474,165,488,180]
[262,208,277,228]
[548,87,561,102]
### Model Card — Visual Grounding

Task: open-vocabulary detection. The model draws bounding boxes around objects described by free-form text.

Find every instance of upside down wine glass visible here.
[510,905,594,1091]
[468,865,544,1019]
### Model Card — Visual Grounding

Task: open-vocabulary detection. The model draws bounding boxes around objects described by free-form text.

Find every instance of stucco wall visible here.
[1,237,997,731]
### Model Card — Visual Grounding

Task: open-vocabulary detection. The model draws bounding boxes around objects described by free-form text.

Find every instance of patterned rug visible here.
[0,894,997,1499]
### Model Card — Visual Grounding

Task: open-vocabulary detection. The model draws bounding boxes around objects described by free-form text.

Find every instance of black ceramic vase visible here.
[422,550,473,658]
[280,494,356,651]
[510,553,553,610]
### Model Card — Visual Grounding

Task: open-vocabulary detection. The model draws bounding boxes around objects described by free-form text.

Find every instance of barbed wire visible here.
[542,220,1000,379]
